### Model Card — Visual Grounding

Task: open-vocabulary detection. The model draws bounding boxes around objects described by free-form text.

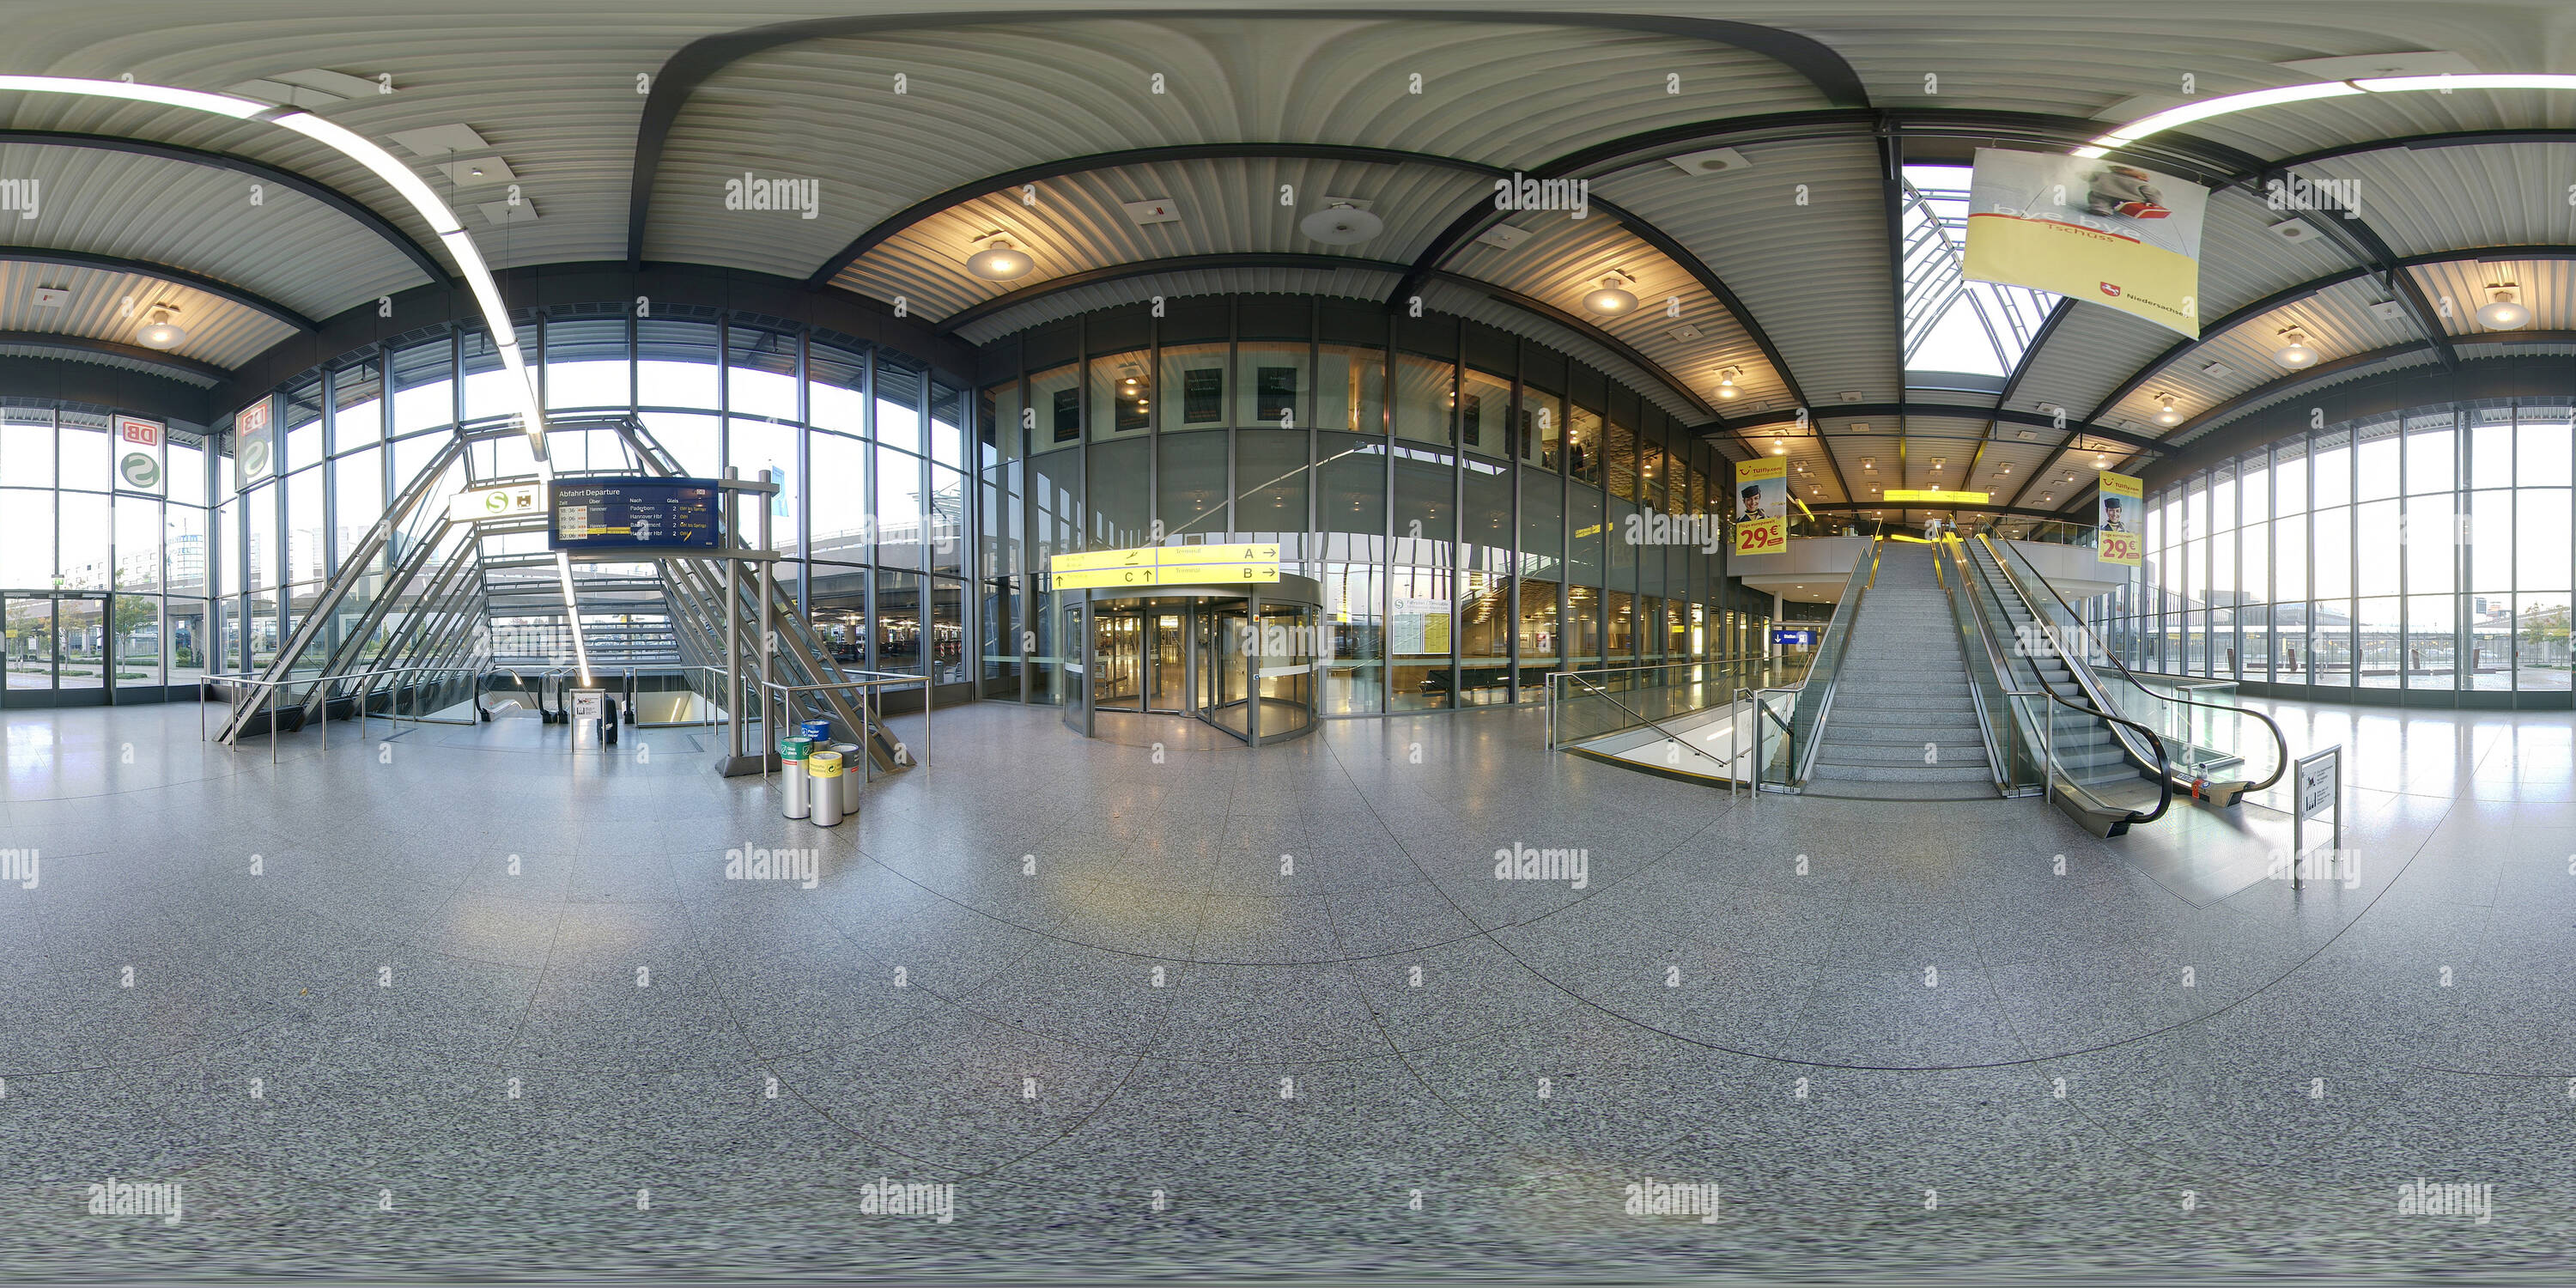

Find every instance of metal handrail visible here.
[1955,537,2174,824]
[1983,533,2289,793]
[1784,533,1880,785]
[757,670,933,787]
[1555,673,1741,780]
[1544,655,1767,750]
[1931,538,2016,790]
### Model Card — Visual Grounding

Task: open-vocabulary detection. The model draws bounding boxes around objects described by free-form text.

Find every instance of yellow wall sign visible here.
[2096,470,2144,566]
[1732,458,1786,557]
[1050,544,1280,587]
[1880,489,1993,505]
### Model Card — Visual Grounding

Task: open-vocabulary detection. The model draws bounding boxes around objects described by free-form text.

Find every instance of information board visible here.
[550,477,723,550]
[1048,543,1280,587]
[451,483,548,525]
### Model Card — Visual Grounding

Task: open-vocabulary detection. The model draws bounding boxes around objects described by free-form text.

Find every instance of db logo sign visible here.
[118,416,161,447]
[2099,282,2123,298]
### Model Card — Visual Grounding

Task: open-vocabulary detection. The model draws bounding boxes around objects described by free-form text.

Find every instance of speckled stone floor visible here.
[1,696,2571,1283]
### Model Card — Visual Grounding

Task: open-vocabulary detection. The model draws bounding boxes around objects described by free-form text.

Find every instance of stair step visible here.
[1810,762,1995,783]
[1814,742,1989,766]
[1801,779,2001,801]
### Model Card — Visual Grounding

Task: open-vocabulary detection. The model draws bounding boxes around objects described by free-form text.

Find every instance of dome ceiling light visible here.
[1298,200,1382,246]
[2153,392,2183,427]
[1715,368,1741,400]
[135,304,187,349]
[2476,283,2530,330]
[1583,273,1637,317]
[965,234,1034,281]
[2273,327,2319,369]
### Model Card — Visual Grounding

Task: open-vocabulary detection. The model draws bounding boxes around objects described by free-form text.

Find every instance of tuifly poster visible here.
[1962,148,2208,337]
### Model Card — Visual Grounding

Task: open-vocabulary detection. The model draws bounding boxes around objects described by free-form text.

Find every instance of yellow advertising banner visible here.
[1960,148,2208,339]
[2096,470,2144,566]
[1732,458,1787,557]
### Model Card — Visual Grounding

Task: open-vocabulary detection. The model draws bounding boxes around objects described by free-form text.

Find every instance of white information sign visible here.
[450,483,549,524]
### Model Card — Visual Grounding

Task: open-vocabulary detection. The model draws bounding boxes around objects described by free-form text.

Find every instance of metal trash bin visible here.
[829,742,864,821]
[799,719,832,744]
[807,749,844,826]
[777,736,814,819]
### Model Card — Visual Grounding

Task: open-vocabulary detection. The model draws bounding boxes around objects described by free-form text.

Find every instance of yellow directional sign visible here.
[1049,543,1281,586]
[1880,489,1992,505]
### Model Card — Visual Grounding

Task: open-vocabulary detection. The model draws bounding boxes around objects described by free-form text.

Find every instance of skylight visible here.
[1901,163,2057,379]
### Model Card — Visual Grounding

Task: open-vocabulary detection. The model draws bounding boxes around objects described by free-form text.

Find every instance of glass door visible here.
[1198,601,1253,740]
[1093,605,1144,712]
[1059,593,1089,736]
[1149,610,1187,713]
[57,595,106,697]
[4,597,54,702]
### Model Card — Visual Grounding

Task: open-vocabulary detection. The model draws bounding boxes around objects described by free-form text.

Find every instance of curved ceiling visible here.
[0,2,2571,507]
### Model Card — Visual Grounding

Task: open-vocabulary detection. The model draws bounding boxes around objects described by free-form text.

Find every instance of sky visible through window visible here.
[1902,163,2057,379]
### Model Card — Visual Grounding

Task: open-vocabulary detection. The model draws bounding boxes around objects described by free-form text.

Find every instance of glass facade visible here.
[977,297,1765,715]
[2099,399,2573,707]
[2,405,211,702]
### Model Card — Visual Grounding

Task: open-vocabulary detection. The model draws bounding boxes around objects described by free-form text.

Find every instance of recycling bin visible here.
[799,719,832,744]
[807,749,844,826]
[829,742,864,821]
[777,736,814,819]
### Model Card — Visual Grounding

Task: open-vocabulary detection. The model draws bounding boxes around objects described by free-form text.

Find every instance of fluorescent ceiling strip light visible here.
[2075,75,2576,158]
[0,76,580,672]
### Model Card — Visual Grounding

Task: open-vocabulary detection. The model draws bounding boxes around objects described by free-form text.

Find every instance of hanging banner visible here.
[115,416,165,493]
[1732,458,1787,556]
[2097,470,2143,565]
[232,398,275,488]
[1961,148,2208,338]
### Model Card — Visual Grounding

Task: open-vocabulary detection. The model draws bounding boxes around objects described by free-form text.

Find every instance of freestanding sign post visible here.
[2291,745,2342,890]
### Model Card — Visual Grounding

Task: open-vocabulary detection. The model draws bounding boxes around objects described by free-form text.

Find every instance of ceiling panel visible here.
[0,258,294,368]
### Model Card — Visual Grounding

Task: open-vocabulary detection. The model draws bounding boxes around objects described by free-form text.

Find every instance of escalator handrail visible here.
[1982,533,2288,792]
[1950,538,2174,825]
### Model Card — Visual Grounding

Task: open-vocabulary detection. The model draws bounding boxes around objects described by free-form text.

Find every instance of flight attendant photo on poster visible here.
[1734,458,1787,556]
[2098,469,2143,565]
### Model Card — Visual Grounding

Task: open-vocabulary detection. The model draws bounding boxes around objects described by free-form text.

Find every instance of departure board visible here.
[549,477,725,550]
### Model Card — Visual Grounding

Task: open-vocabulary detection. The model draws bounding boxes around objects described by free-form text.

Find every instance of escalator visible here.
[1947,532,2288,835]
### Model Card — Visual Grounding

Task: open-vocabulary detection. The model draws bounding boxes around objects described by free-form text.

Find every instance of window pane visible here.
[728,419,799,556]
[726,322,799,421]
[59,492,108,587]
[2406,495,2454,595]
[931,383,965,467]
[545,317,630,410]
[166,504,208,598]
[1236,342,1306,428]
[2314,507,2350,598]
[875,358,923,453]
[287,468,326,585]
[2355,500,2398,596]
[61,412,112,491]
[284,380,325,473]
[334,360,385,450]
[462,323,537,422]
[809,432,868,565]
[1392,353,1450,444]
[2520,489,2571,591]
[810,341,867,435]
[637,319,719,409]
[1,488,51,586]
[2472,409,2514,489]
[334,448,384,571]
[1091,349,1151,439]
[1318,342,1384,434]
[2405,413,2454,495]
[1459,368,1510,460]
[114,496,161,591]
[2518,410,2572,487]
[3,411,52,488]
[392,337,454,434]
[640,413,717,478]
[877,446,924,568]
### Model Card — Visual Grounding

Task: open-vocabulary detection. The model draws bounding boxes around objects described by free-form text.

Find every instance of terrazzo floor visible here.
[0,696,2570,1283]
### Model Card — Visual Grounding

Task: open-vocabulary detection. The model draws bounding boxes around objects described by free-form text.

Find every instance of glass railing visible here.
[1969,517,2099,550]
[1746,535,1878,789]
[1979,534,2287,804]
[1546,656,1781,749]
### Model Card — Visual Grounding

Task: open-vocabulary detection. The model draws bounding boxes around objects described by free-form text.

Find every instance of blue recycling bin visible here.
[799,719,832,743]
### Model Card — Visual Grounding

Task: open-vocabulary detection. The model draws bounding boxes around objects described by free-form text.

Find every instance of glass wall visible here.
[977,296,1758,715]
[0,405,210,702]
[2107,398,2572,707]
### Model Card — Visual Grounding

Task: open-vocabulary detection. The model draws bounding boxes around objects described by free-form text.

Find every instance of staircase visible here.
[1806,544,1996,799]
